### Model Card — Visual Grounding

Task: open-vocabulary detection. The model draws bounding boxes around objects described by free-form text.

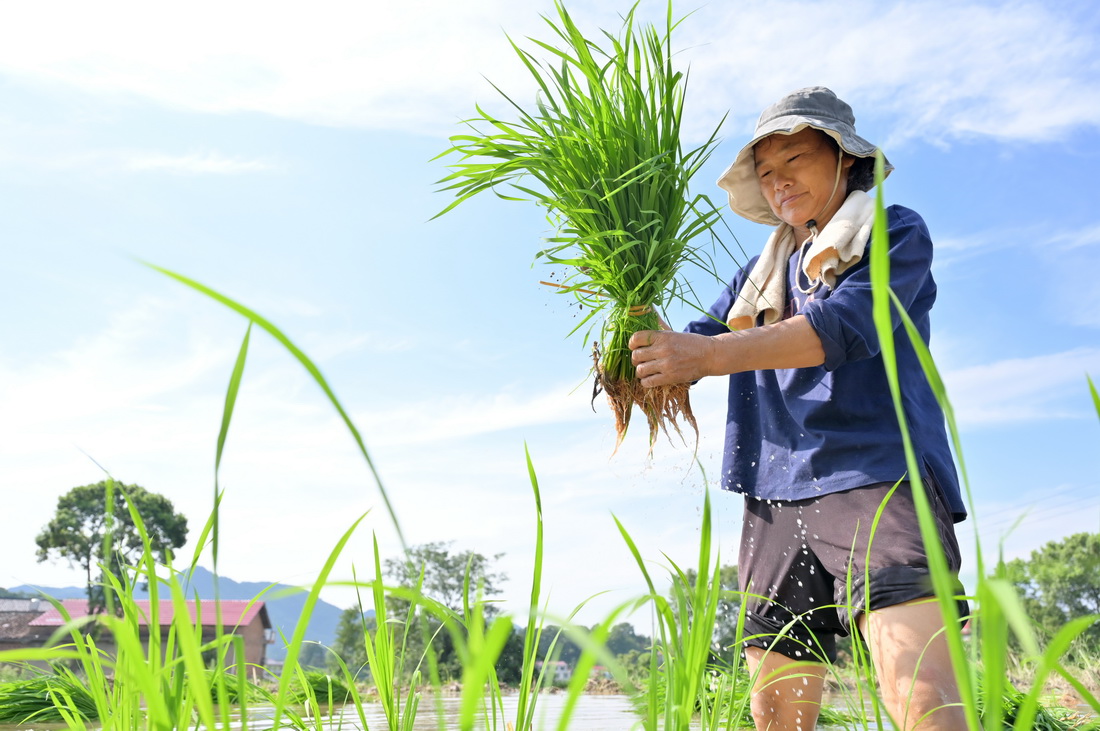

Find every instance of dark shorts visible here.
[737,479,969,664]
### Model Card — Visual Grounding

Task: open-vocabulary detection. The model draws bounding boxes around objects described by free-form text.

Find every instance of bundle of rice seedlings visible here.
[434,1,724,448]
[0,671,98,723]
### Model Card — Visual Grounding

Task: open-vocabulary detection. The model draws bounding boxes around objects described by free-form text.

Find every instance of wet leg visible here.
[744,646,827,731]
[859,598,968,730]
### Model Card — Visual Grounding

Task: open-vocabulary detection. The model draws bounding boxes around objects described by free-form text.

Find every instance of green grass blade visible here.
[212,323,251,570]
[143,262,406,551]
[868,152,979,728]
[270,513,368,731]
[1089,374,1100,423]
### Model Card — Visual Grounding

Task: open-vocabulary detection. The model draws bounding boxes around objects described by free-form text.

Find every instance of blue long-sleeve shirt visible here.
[686,205,965,521]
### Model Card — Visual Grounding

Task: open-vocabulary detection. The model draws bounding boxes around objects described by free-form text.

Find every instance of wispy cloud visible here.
[0,0,1095,144]
[943,347,1100,426]
[675,0,1100,145]
[2,145,280,176]
[1042,227,1100,252]
[125,151,278,175]
[931,222,1100,277]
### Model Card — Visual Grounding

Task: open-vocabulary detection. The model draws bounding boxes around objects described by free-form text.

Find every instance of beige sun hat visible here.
[717,86,893,225]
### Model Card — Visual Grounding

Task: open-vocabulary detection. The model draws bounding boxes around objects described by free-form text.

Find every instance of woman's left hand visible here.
[628,330,716,387]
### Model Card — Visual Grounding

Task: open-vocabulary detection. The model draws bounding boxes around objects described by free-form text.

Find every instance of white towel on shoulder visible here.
[726,190,875,330]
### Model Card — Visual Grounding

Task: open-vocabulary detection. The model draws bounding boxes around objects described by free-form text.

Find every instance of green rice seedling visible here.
[286,669,354,706]
[434,1,725,449]
[202,667,263,705]
[615,488,735,730]
[355,537,424,731]
[1089,375,1100,421]
[505,444,570,731]
[0,667,98,723]
[551,604,639,731]
[316,641,377,731]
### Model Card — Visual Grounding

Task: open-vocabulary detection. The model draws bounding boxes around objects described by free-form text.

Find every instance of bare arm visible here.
[628,315,825,388]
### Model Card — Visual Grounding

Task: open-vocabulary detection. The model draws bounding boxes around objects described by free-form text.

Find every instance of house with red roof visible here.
[0,598,273,678]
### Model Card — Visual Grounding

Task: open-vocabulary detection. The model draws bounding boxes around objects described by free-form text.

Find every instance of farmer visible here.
[628,86,969,730]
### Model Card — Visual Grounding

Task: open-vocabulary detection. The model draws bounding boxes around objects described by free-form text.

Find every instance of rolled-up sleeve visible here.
[685,257,756,337]
[802,206,936,372]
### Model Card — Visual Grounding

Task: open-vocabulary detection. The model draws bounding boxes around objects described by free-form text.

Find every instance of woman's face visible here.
[754,128,855,237]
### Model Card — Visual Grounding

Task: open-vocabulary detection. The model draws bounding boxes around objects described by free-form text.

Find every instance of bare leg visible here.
[744,646,827,731]
[858,598,968,730]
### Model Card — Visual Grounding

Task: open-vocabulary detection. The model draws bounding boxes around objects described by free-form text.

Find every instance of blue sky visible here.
[2,0,1099,626]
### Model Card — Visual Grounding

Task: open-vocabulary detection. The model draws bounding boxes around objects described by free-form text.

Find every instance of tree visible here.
[385,542,506,615]
[538,624,582,668]
[380,542,509,682]
[35,480,188,611]
[606,622,650,657]
[297,641,332,671]
[1004,532,1100,654]
[494,624,528,686]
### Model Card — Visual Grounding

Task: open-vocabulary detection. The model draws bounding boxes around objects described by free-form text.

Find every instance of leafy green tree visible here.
[1004,532,1100,654]
[606,622,650,657]
[35,480,188,611]
[385,542,506,615]
[297,641,332,671]
[382,542,508,682]
[492,623,527,686]
[538,624,582,667]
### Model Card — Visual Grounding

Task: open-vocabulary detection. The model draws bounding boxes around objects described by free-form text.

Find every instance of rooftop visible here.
[28,600,269,630]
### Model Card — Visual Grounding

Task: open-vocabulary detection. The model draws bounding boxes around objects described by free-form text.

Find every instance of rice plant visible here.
[0,666,98,724]
[434,1,725,449]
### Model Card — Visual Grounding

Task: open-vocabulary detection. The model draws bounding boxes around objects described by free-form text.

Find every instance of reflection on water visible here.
[320,694,643,730]
[306,693,878,731]
[0,693,889,730]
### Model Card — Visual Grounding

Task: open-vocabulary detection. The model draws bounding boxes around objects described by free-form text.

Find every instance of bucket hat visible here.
[716,86,892,225]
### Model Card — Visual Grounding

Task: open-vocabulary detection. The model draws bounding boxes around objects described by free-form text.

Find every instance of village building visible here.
[0,598,273,679]
[534,659,572,684]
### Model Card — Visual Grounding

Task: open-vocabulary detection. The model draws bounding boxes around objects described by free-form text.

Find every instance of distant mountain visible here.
[8,583,85,599]
[11,567,348,662]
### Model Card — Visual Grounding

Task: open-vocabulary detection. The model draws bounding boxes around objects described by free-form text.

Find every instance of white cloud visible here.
[0,0,1095,145]
[943,347,1100,426]
[1042,227,1100,252]
[125,151,278,175]
[0,143,280,176]
[675,0,1100,146]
